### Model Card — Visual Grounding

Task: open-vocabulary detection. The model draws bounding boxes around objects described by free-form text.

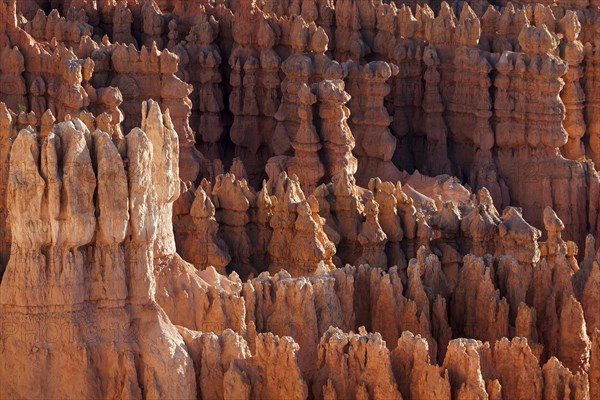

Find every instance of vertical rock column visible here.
[495,23,592,246]
[182,185,231,273]
[142,100,180,260]
[213,173,255,277]
[591,330,600,400]
[111,43,199,182]
[559,11,586,160]
[0,46,27,114]
[584,37,600,166]
[334,0,370,62]
[390,5,425,172]
[272,17,313,157]
[90,128,129,306]
[176,12,226,160]
[287,83,324,195]
[346,61,401,186]
[126,126,158,304]
[316,79,358,181]
[330,170,363,265]
[0,127,53,308]
[421,45,451,175]
[312,327,402,400]
[229,1,281,186]
[0,104,16,274]
[112,0,136,45]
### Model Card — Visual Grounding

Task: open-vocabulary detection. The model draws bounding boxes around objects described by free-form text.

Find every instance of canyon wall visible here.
[1,0,600,399]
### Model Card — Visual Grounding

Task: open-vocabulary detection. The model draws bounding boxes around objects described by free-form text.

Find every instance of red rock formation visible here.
[0,102,196,399]
[4,1,600,398]
[287,83,324,194]
[173,10,226,160]
[112,0,136,45]
[451,255,509,343]
[110,43,201,181]
[493,337,543,399]
[392,331,451,400]
[559,294,591,373]
[346,61,401,186]
[316,79,357,181]
[591,330,600,399]
[442,339,491,399]
[180,328,308,400]
[313,327,402,400]
[334,0,369,62]
[559,11,586,160]
[228,0,281,186]
[176,184,231,273]
[212,172,255,277]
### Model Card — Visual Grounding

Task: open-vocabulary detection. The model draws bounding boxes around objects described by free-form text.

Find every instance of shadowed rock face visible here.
[2,0,600,399]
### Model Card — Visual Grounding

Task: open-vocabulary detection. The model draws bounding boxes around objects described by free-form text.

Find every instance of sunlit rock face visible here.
[3,1,600,399]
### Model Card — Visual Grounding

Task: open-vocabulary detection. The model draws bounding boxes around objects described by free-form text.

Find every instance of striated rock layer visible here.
[3,0,600,399]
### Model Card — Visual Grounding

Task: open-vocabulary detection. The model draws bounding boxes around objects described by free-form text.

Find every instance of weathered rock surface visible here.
[4,0,600,399]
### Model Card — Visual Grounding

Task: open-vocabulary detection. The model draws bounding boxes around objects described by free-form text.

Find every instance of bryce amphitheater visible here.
[1,0,600,399]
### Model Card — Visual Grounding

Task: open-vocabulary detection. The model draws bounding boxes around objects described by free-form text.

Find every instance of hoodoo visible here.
[2,1,600,399]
